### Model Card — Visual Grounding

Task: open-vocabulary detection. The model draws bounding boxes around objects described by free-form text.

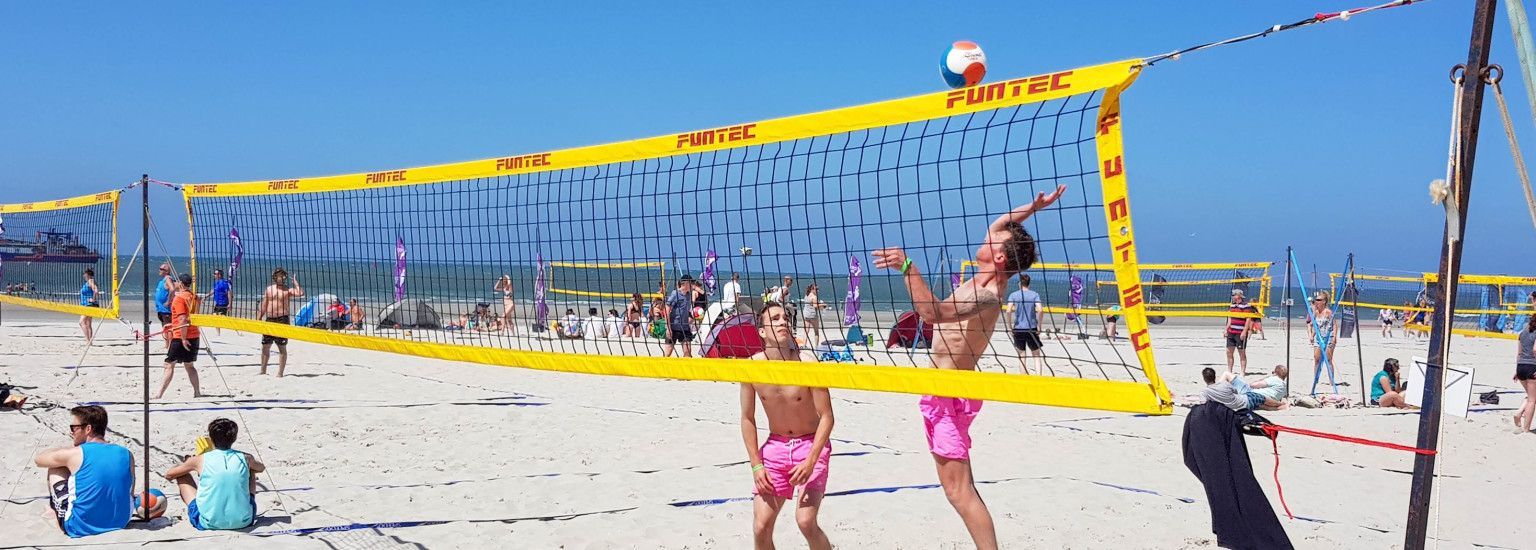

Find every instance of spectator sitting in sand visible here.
[558,309,584,339]
[1371,358,1413,409]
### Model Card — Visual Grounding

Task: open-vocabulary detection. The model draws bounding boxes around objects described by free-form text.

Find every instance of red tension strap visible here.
[1259,423,1435,520]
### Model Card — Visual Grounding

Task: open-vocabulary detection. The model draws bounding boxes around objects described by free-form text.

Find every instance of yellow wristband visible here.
[900,258,912,274]
[751,463,765,472]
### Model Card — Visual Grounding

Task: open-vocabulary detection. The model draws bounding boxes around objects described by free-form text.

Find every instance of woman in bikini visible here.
[625,293,645,338]
[493,274,516,334]
[800,283,827,347]
[1307,291,1339,380]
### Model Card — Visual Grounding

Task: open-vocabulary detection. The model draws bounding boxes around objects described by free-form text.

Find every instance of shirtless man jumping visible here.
[255,267,303,377]
[741,301,834,550]
[872,184,1062,550]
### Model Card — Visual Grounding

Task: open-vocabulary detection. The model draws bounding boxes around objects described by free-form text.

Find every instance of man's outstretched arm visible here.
[987,184,1066,234]
[872,248,990,325]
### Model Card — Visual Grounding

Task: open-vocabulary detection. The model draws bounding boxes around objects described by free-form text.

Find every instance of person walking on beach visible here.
[79,268,99,345]
[1225,289,1257,375]
[741,302,834,550]
[1308,291,1339,382]
[664,276,697,357]
[872,184,1063,550]
[203,269,231,335]
[156,273,202,399]
[1513,312,1536,434]
[494,274,516,334]
[1006,274,1044,375]
[256,268,304,377]
[163,418,264,531]
[34,406,134,538]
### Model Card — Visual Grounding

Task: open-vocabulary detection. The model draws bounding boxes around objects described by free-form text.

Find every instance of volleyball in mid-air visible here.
[940,41,987,88]
[135,488,168,520]
[692,306,705,321]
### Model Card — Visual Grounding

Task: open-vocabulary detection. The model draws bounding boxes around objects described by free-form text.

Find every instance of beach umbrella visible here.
[227,227,243,281]
[534,253,549,325]
[700,249,718,294]
[393,236,408,302]
[843,255,861,327]
[702,313,763,358]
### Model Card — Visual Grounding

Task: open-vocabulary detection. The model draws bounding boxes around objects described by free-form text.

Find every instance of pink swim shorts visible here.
[755,433,831,499]
[920,395,983,460]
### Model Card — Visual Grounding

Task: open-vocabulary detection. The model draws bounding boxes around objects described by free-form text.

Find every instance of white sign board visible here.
[1406,356,1473,418]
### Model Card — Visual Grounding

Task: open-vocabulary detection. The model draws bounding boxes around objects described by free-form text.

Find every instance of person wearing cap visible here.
[663,275,697,357]
[155,273,202,399]
[1224,289,1258,375]
[154,263,176,347]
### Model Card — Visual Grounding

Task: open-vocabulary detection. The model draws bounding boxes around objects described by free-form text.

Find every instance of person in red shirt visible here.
[155,273,202,399]
[1225,289,1258,375]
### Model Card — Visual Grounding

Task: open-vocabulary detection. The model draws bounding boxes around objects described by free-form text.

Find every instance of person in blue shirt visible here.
[154,263,175,347]
[164,418,264,531]
[663,276,698,357]
[1370,358,1411,408]
[202,269,232,335]
[79,268,100,345]
[1005,274,1044,375]
[34,406,135,538]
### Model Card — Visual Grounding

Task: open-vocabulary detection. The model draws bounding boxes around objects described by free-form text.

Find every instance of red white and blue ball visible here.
[135,488,168,520]
[940,41,987,88]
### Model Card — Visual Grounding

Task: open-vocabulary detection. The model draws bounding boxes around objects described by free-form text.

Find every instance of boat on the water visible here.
[0,230,100,264]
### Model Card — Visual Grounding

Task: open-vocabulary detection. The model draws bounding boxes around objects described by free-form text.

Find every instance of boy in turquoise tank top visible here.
[33,405,135,538]
[163,418,265,530]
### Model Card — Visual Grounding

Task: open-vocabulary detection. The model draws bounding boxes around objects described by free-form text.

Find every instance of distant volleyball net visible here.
[1331,269,1535,339]
[962,260,1271,322]
[183,59,1172,414]
[0,191,120,318]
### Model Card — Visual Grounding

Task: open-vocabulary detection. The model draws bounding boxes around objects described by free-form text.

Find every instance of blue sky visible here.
[1,1,1532,276]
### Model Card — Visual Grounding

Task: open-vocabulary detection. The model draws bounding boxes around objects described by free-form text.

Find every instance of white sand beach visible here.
[1,312,1532,549]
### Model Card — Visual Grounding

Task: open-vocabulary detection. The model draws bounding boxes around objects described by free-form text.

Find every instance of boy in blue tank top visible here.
[33,405,135,538]
[164,418,264,530]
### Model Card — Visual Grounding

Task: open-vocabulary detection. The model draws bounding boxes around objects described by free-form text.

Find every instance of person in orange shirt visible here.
[156,273,203,399]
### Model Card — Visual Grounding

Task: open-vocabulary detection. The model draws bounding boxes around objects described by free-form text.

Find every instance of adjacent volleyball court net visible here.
[183,59,1172,414]
[0,191,121,318]
[1332,268,1536,339]
[964,260,1271,324]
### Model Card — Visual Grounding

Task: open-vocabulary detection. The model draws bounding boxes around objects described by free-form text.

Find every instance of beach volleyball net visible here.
[1332,269,1536,339]
[0,191,120,318]
[182,59,1172,413]
[966,261,1272,324]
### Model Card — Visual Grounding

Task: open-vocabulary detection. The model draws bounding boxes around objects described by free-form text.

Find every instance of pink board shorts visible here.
[755,433,831,499]
[921,395,983,460]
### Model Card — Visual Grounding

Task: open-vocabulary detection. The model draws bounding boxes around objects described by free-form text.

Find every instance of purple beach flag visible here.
[393,236,407,301]
[227,227,243,281]
[1066,275,1085,321]
[700,249,718,294]
[534,253,549,325]
[844,255,862,326]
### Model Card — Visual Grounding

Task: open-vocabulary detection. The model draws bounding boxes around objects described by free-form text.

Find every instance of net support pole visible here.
[139,173,150,516]
[1349,253,1366,406]
[1406,0,1496,547]
[1283,245,1293,391]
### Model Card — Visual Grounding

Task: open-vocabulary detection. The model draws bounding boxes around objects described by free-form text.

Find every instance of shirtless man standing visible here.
[255,268,303,377]
[741,301,833,550]
[871,184,1062,550]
